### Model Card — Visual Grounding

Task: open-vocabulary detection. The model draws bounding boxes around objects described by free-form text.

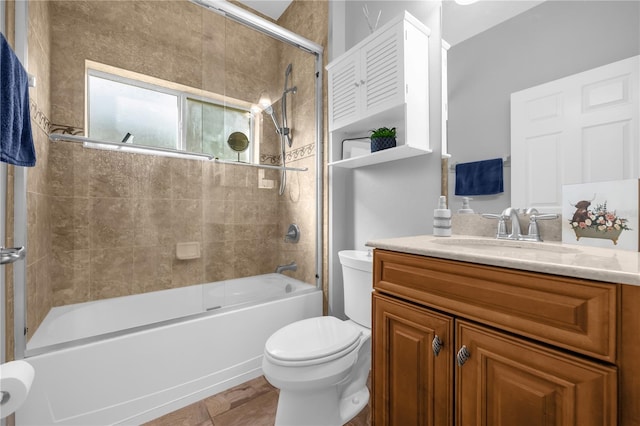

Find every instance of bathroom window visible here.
[185,97,253,162]
[87,69,254,161]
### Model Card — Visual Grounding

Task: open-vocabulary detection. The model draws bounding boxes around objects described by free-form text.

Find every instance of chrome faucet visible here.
[502,207,522,240]
[275,261,297,274]
[483,207,558,242]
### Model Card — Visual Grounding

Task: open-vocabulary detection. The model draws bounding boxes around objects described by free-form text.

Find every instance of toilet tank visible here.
[338,250,373,328]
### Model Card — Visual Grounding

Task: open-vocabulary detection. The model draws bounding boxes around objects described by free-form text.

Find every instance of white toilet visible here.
[262,250,373,426]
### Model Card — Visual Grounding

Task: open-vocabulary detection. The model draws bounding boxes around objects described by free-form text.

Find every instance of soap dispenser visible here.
[433,196,452,237]
[458,197,475,214]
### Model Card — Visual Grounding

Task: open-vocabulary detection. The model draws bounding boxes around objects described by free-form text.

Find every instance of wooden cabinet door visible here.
[455,320,617,426]
[372,293,454,426]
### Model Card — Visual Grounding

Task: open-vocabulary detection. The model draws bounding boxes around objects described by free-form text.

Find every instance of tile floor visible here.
[143,376,371,426]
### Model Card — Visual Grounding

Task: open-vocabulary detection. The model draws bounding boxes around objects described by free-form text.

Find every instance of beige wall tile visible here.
[89,150,134,199]
[50,196,89,251]
[35,256,53,329]
[27,192,37,264]
[90,198,134,249]
[36,193,52,262]
[133,198,174,247]
[171,159,203,200]
[89,248,134,299]
[133,246,173,293]
[132,155,173,200]
[26,263,37,340]
[171,199,203,243]
[171,257,203,288]
[51,249,91,305]
[203,241,235,282]
[48,142,90,198]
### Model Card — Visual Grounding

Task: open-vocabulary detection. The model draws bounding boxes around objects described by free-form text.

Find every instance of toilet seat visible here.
[265,316,362,367]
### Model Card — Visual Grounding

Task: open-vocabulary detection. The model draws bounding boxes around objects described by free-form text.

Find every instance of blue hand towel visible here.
[455,158,504,196]
[1,32,36,167]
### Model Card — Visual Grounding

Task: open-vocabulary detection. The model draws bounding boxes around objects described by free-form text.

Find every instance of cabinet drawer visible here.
[373,250,617,362]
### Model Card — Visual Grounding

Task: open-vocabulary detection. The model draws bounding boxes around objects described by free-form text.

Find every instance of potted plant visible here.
[370,127,397,152]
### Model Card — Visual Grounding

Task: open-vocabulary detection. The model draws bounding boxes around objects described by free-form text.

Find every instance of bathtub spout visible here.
[275,262,297,274]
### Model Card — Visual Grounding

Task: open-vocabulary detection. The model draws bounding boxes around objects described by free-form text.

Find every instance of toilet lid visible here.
[265,316,362,363]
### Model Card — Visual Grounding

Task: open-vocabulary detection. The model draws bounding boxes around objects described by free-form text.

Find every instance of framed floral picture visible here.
[562,179,639,251]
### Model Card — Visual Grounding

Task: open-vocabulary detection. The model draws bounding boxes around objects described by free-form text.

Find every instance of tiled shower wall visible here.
[25,0,54,345]
[21,0,328,339]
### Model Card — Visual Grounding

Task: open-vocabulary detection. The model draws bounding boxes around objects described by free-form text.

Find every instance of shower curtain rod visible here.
[48,133,308,172]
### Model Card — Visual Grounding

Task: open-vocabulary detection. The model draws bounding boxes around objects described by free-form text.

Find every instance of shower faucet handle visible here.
[284,224,300,243]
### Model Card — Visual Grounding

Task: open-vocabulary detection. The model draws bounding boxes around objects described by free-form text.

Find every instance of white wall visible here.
[328,1,443,318]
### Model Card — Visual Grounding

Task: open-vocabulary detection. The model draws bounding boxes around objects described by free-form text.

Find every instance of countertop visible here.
[367,234,640,287]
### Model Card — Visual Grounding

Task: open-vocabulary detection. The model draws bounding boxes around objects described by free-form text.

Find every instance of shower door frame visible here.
[7,0,29,363]
[1,0,6,373]
[13,0,325,359]
[189,1,325,296]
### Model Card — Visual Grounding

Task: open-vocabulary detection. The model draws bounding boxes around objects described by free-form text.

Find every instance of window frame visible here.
[86,66,257,162]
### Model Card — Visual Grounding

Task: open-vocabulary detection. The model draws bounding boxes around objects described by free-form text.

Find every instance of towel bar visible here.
[449,155,510,172]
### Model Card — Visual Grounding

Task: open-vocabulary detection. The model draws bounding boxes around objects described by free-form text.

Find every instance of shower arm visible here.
[267,109,282,135]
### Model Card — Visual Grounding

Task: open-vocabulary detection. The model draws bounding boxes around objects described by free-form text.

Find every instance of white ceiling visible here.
[235,0,546,45]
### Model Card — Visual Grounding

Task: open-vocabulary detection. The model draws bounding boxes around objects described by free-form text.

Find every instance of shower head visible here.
[265,107,281,135]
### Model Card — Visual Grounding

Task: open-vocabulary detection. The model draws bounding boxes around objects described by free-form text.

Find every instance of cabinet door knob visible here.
[354,81,360,87]
[456,345,470,367]
[432,335,443,357]
[360,79,366,85]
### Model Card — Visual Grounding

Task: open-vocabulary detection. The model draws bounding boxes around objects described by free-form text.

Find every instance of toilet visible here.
[262,250,373,426]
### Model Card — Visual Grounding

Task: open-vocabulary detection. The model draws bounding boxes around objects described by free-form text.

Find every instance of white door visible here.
[511,55,639,214]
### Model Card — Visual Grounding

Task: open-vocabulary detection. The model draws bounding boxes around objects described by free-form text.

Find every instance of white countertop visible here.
[367,234,640,286]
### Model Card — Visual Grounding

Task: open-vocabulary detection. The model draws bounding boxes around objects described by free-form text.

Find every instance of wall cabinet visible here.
[327,11,431,168]
[371,250,635,425]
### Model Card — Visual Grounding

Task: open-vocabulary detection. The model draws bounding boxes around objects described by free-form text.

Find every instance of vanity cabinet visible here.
[327,11,431,168]
[372,249,628,425]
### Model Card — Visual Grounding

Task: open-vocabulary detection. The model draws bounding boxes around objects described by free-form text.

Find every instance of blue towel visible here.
[1,32,36,167]
[455,158,504,196]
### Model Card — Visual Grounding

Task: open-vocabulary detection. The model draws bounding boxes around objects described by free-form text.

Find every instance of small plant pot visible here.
[371,137,396,152]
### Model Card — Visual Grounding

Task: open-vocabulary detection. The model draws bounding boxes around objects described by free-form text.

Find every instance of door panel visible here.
[372,293,453,426]
[456,320,617,426]
[328,54,359,131]
[512,55,639,213]
[361,25,404,116]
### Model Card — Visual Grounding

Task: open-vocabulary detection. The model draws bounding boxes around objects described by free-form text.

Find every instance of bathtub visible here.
[17,273,322,425]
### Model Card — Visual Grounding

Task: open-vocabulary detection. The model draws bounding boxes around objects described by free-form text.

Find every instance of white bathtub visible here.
[17,274,322,425]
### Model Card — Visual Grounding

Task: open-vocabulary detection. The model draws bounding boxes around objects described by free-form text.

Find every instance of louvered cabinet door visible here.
[359,24,405,118]
[328,54,360,131]
[372,293,454,426]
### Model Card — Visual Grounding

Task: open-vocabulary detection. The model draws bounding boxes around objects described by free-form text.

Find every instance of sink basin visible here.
[432,237,581,254]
